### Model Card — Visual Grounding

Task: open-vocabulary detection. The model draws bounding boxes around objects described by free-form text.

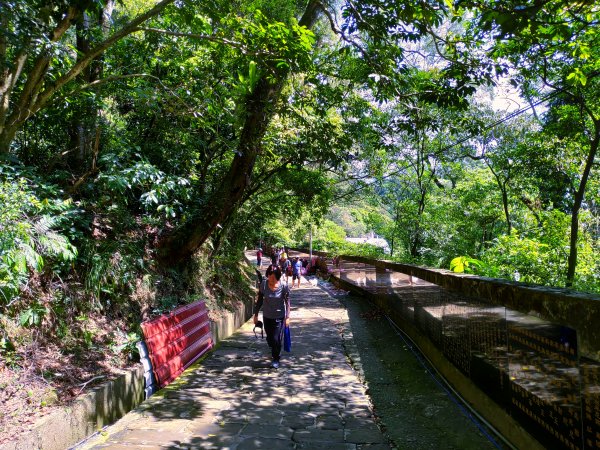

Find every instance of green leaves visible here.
[0,167,78,306]
[248,60,259,87]
[97,154,191,220]
[566,68,587,86]
[109,329,141,359]
[237,9,316,74]
[237,60,261,94]
[449,256,483,274]
[19,303,47,328]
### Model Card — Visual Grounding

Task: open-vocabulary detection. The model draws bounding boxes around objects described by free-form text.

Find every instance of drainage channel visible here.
[328,282,506,450]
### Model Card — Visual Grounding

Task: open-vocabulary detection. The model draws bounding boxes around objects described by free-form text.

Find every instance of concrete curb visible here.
[1,294,254,450]
[0,366,145,450]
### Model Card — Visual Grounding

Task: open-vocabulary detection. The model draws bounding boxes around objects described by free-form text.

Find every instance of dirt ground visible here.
[0,316,131,446]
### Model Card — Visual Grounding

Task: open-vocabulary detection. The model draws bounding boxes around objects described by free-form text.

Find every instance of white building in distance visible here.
[345,233,390,254]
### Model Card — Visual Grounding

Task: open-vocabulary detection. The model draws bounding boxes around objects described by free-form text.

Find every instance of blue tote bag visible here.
[284,325,292,352]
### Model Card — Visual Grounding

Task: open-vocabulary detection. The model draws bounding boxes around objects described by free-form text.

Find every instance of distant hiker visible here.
[256,248,263,267]
[292,257,303,289]
[283,257,292,284]
[254,264,290,369]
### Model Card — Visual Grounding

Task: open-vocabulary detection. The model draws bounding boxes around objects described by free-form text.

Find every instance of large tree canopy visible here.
[0,0,598,324]
[457,0,600,284]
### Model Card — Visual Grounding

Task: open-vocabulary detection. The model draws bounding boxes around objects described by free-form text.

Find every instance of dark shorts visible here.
[292,272,300,280]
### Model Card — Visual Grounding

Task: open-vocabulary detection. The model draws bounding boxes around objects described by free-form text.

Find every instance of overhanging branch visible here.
[137,27,274,58]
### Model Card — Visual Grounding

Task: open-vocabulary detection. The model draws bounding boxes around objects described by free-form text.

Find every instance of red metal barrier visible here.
[140,301,213,388]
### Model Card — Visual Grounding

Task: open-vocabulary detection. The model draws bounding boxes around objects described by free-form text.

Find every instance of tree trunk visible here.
[156,1,322,265]
[0,124,18,154]
[67,2,114,174]
[67,14,93,170]
[501,185,511,234]
[410,184,427,258]
[487,162,512,234]
[566,122,599,286]
[156,74,286,264]
[391,206,400,258]
[210,215,235,258]
[520,195,542,227]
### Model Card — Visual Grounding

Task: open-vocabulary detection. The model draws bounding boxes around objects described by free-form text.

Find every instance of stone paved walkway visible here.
[74,281,390,449]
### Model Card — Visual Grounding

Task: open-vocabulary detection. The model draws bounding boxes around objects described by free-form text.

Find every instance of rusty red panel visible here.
[142,302,206,339]
[143,311,209,354]
[140,300,213,388]
[148,323,211,368]
[153,334,213,387]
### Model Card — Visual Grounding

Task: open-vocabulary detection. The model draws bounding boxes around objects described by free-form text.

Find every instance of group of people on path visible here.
[256,246,309,289]
[281,251,303,289]
[252,246,308,369]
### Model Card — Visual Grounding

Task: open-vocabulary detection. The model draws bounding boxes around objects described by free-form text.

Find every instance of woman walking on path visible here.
[254,264,290,368]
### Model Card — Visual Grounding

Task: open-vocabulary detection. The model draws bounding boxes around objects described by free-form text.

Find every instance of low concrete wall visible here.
[1,292,255,450]
[295,248,600,359]
[210,296,254,344]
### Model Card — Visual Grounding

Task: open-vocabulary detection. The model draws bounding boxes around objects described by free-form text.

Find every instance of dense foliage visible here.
[0,0,599,380]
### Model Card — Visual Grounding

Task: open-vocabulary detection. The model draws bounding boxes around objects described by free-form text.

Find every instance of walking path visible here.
[75,280,391,449]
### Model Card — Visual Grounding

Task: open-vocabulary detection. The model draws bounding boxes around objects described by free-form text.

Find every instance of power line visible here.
[334,79,589,198]
[436,89,561,154]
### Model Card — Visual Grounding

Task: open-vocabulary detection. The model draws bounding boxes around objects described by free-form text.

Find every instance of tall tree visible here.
[155,0,461,263]
[460,0,600,285]
[0,0,177,154]
[155,1,322,263]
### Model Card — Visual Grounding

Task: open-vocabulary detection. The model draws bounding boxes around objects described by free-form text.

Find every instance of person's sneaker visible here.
[271,360,280,369]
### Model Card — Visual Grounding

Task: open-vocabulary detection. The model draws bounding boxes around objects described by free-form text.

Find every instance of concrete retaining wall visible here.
[1,292,255,450]
[295,248,600,359]
[297,247,600,450]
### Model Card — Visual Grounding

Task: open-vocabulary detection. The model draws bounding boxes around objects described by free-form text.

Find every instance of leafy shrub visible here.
[478,210,597,288]
[0,167,78,309]
[96,153,191,221]
[109,329,140,361]
[449,256,485,274]
[80,239,146,310]
[19,302,47,327]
